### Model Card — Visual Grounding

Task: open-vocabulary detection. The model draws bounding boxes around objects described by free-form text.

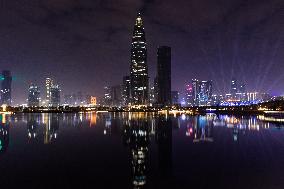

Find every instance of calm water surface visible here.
[0,112,284,189]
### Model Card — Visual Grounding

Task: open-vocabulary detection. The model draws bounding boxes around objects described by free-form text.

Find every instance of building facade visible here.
[130,13,149,105]
[156,46,171,106]
[186,79,213,106]
[1,70,12,105]
[45,78,53,103]
[122,76,131,106]
[28,84,40,107]
[50,85,60,107]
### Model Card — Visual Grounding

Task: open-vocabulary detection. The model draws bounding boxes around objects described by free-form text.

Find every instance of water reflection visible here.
[26,113,60,144]
[0,115,9,155]
[123,113,150,188]
[0,112,284,188]
[185,115,214,142]
[155,115,172,182]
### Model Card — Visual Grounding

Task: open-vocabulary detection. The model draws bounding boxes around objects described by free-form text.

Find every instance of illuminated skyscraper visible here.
[28,84,40,107]
[192,79,199,106]
[103,86,111,106]
[50,84,60,107]
[45,78,53,103]
[189,79,212,106]
[130,13,148,105]
[199,80,213,106]
[1,70,12,105]
[157,46,171,106]
[185,84,193,106]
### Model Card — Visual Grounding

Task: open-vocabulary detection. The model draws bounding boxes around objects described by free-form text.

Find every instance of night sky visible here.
[1,0,284,104]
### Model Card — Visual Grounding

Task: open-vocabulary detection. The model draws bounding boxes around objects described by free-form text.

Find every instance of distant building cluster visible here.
[100,13,173,108]
[184,78,272,107]
[25,77,99,107]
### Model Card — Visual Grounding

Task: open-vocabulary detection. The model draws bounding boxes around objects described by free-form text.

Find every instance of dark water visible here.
[0,112,284,189]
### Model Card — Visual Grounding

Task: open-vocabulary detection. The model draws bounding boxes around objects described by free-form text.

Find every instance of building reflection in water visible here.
[27,114,40,140]
[155,115,172,182]
[185,115,214,143]
[27,113,60,144]
[43,114,59,144]
[0,114,9,155]
[123,113,149,189]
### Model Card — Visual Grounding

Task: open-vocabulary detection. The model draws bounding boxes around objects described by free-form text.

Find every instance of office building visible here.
[156,46,171,106]
[199,80,213,106]
[185,84,194,106]
[192,79,199,106]
[1,70,12,105]
[45,78,53,103]
[28,84,40,107]
[130,13,149,105]
[122,76,130,106]
[50,85,60,107]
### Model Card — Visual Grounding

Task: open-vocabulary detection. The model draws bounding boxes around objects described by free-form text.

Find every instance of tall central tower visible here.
[130,13,149,105]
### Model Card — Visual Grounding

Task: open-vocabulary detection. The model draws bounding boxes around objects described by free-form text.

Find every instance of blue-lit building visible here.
[187,79,213,106]
[1,70,12,106]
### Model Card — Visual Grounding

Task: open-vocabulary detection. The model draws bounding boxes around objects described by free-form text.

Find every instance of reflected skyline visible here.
[0,118,9,156]
[0,112,284,188]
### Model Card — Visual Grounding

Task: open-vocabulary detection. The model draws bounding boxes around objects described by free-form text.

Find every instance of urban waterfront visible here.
[0,112,284,189]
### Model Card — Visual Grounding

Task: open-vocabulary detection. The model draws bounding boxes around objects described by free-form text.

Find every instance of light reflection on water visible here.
[0,112,284,189]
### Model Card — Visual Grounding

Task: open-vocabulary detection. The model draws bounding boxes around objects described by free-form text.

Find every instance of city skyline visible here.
[1,0,284,104]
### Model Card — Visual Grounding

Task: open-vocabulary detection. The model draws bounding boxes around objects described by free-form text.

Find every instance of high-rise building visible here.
[103,86,111,106]
[1,70,12,105]
[50,85,60,107]
[130,13,149,105]
[28,84,40,107]
[45,78,53,103]
[157,46,171,106]
[122,76,131,106]
[192,79,199,106]
[199,80,213,106]
[188,79,213,106]
[111,85,122,107]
